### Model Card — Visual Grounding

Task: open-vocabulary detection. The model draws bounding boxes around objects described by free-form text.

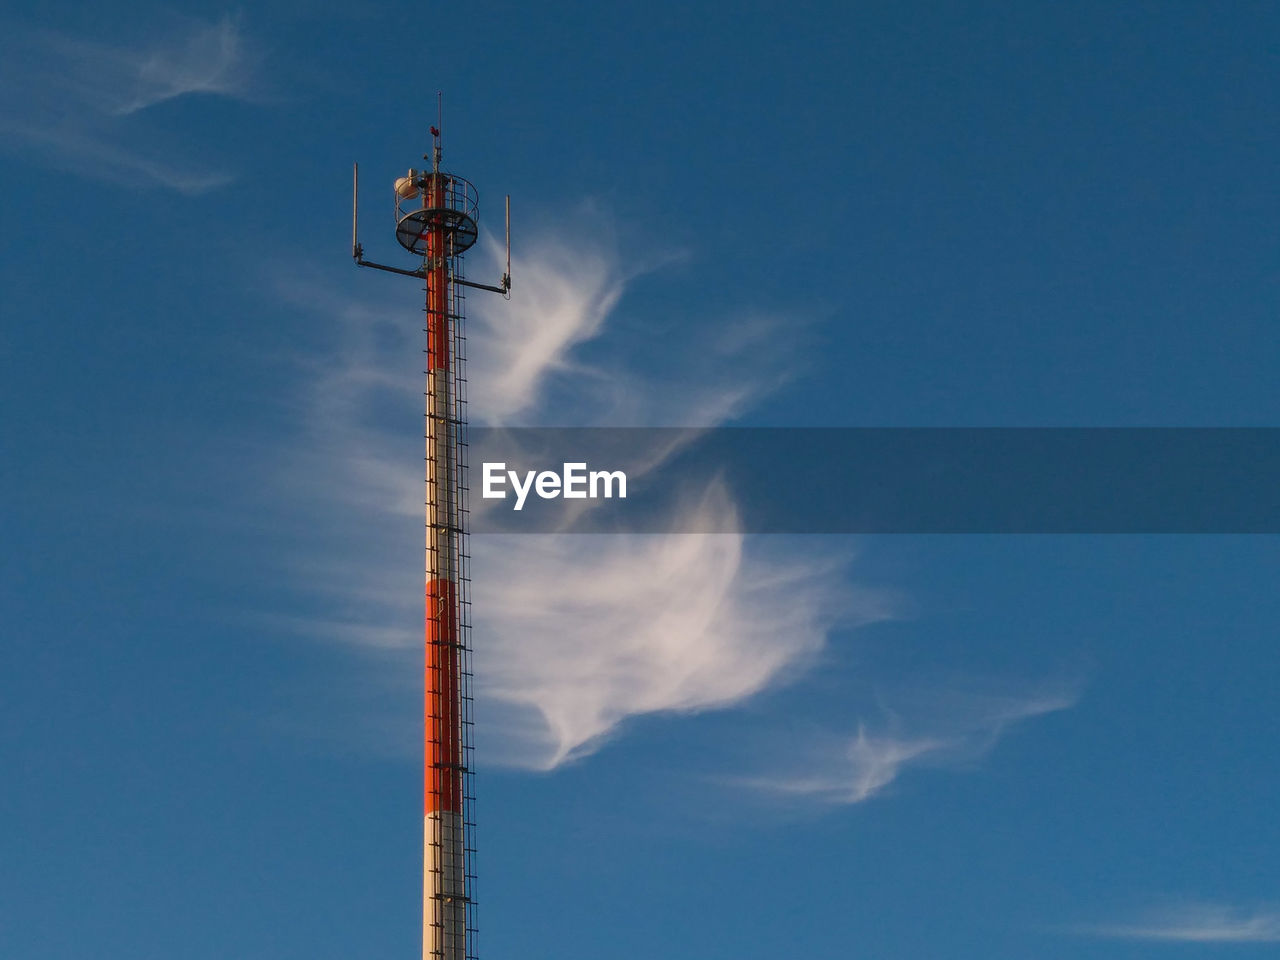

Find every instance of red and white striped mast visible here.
[352,105,511,960]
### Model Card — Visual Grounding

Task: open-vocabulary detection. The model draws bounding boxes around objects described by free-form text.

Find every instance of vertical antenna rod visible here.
[351,163,360,258]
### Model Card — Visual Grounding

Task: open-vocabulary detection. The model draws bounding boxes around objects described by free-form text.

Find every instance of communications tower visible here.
[352,115,510,960]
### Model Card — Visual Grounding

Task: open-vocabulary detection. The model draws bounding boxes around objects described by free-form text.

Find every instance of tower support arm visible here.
[356,258,428,280]
[454,275,511,295]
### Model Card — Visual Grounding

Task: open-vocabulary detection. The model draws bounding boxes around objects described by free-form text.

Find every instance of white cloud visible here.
[113,17,250,115]
[1084,902,1280,943]
[471,485,868,768]
[266,215,1084,796]
[268,215,873,768]
[743,686,1078,804]
[465,216,767,428]
[0,16,255,192]
[7,123,236,194]
[467,228,626,425]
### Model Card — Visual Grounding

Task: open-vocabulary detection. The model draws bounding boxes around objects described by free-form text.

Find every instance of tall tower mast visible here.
[353,113,511,960]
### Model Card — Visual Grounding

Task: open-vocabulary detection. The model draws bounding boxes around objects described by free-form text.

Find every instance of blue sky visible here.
[3,3,1280,958]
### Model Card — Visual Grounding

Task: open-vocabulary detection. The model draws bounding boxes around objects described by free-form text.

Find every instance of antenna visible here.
[351,163,361,259]
[349,111,510,960]
[433,92,443,173]
[504,195,512,297]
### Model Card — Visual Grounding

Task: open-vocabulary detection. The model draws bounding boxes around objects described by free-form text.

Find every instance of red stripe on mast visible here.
[424,169,463,819]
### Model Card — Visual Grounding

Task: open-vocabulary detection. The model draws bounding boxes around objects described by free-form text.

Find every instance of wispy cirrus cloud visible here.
[472,486,874,768]
[1080,901,1280,943]
[0,15,256,192]
[466,227,628,425]
[268,216,874,768]
[742,684,1079,804]
[465,213,769,429]
[266,212,1085,795]
[111,16,250,115]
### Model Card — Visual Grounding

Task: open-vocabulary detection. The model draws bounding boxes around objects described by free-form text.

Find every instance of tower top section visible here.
[352,113,511,296]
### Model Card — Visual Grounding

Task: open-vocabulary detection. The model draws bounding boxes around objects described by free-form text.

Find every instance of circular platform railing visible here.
[395,172,479,256]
